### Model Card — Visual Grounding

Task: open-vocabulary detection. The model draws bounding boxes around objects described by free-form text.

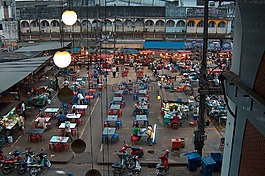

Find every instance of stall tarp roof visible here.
[159,88,188,103]
[144,41,186,50]
[0,56,51,93]
[15,42,71,52]
[0,101,20,116]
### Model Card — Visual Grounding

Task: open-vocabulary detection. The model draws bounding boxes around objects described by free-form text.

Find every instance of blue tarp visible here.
[144,41,186,50]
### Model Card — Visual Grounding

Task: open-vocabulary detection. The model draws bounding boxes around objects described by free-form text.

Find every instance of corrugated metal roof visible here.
[15,42,71,52]
[0,56,51,93]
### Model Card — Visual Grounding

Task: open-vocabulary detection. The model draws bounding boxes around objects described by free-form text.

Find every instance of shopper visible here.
[77,92,85,105]
[63,79,69,88]
[112,65,117,78]
[20,100,26,120]
[65,120,73,142]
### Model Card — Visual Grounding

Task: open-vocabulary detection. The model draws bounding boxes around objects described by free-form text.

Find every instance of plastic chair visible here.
[54,143,63,152]
[102,134,108,143]
[64,143,69,151]
[72,129,77,136]
[79,110,85,116]
[117,109,122,116]
[77,119,82,126]
[104,120,110,127]
[116,120,122,129]
[131,134,138,145]
[111,134,119,143]
[49,143,54,150]
[30,134,39,143]
[38,133,45,142]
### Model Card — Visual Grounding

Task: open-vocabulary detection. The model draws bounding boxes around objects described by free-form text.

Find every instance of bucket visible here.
[47,99,51,105]
[7,136,13,143]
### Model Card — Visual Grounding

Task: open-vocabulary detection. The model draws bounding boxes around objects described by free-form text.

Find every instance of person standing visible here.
[17,114,25,134]
[55,76,60,91]
[77,92,85,105]
[20,100,26,120]
[65,120,73,142]
[112,65,117,78]
[63,79,69,88]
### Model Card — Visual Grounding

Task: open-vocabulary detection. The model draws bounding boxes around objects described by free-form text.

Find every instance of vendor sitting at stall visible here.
[146,126,154,146]
[56,111,66,126]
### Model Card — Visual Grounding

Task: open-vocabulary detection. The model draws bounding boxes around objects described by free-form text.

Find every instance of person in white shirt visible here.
[77,92,85,105]
[63,79,69,88]
[112,66,117,78]
[65,120,73,142]
[20,100,26,120]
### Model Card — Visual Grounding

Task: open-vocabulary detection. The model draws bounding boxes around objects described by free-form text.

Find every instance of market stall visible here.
[0,101,20,146]
[159,88,189,126]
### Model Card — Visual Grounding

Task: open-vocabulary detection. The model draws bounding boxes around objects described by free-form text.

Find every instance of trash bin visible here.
[7,136,13,143]
[185,152,201,171]
[210,153,223,172]
[201,157,216,176]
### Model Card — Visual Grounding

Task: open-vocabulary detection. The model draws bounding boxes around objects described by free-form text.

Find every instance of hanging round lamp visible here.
[62,10,77,26]
[53,51,72,68]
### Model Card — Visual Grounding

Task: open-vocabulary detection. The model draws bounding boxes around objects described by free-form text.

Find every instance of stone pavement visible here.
[2,65,224,175]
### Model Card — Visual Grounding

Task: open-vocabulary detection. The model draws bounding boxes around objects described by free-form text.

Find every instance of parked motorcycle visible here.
[155,150,170,176]
[119,141,144,158]
[111,152,131,176]
[128,155,141,176]
[28,149,52,176]
[1,150,22,175]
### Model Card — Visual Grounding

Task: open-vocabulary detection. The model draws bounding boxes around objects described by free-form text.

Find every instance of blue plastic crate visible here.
[210,153,223,172]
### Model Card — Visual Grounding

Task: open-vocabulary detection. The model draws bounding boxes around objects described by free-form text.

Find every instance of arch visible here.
[208,21,216,28]
[218,21,226,28]
[41,20,49,27]
[135,20,143,27]
[155,20,165,26]
[103,19,112,26]
[197,21,204,27]
[114,19,122,26]
[176,20,185,27]
[145,20,154,27]
[166,20,175,27]
[187,20,195,27]
[92,19,102,28]
[21,21,29,28]
[81,20,91,27]
[74,20,81,26]
[30,20,39,27]
[124,20,133,27]
[51,20,59,27]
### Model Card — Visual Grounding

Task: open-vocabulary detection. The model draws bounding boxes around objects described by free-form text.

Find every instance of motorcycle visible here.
[1,150,22,175]
[119,141,144,158]
[111,152,131,176]
[128,155,141,176]
[28,149,52,176]
[155,150,170,176]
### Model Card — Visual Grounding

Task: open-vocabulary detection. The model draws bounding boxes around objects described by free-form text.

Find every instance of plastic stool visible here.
[64,143,69,151]
[111,134,119,143]
[77,119,82,126]
[104,120,110,127]
[102,134,108,143]
[38,133,45,142]
[72,129,77,136]
[133,120,139,127]
[116,120,122,129]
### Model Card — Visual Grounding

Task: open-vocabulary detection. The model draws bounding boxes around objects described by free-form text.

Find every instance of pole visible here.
[194,0,208,156]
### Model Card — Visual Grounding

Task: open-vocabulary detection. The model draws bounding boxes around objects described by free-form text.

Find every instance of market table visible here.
[107,115,118,122]
[102,127,116,136]
[59,123,77,129]
[66,113,81,119]
[44,107,59,118]
[110,104,121,110]
[25,128,45,134]
[34,116,51,123]
[50,136,69,143]
[138,89,147,95]
[112,97,123,102]
[72,105,88,110]
[138,97,149,103]
[49,136,69,151]
[136,115,149,126]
